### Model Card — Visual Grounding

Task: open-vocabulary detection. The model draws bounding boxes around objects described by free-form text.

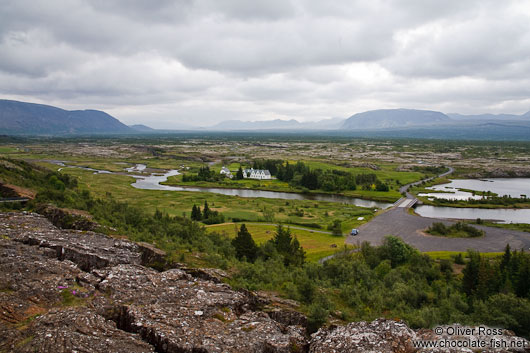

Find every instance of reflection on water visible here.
[131,169,393,209]
[421,178,530,200]
[415,205,530,224]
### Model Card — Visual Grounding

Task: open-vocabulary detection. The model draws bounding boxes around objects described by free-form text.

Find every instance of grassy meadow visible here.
[206,223,350,262]
[57,167,376,233]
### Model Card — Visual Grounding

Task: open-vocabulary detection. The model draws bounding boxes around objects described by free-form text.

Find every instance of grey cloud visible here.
[0,0,529,127]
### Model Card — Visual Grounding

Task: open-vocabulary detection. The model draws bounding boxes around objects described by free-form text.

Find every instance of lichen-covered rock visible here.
[117,304,307,353]
[11,307,155,353]
[310,319,530,353]
[2,211,529,353]
[416,325,530,353]
[181,266,230,283]
[90,264,307,352]
[0,212,142,271]
[309,319,416,353]
[137,241,169,269]
[36,203,100,231]
[267,308,308,327]
[0,212,308,352]
[0,239,82,325]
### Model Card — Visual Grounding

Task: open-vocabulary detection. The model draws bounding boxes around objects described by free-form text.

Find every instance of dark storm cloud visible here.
[0,0,529,126]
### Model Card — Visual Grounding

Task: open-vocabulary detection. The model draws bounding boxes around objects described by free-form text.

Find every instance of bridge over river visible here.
[345,166,530,252]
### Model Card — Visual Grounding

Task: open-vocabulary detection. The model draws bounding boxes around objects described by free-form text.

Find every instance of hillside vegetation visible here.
[1,157,529,337]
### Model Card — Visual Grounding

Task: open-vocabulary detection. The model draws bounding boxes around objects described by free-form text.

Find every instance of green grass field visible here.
[206,223,348,262]
[59,168,375,232]
[167,160,425,202]
[0,146,19,154]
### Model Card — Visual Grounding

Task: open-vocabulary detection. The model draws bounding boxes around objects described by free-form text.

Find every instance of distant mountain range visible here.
[342,109,450,129]
[1,99,529,139]
[129,124,155,132]
[210,109,529,132]
[447,112,530,121]
[210,117,344,131]
[0,100,131,134]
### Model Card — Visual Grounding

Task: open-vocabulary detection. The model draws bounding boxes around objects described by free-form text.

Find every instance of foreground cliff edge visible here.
[0,211,528,353]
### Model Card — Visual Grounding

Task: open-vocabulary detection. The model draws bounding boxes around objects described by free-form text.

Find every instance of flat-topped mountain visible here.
[342,109,451,130]
[0,99,131,134]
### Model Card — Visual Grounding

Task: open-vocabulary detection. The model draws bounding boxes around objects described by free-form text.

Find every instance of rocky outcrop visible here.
[0,212,307,352]
[137,241,169,270]
[463,168,530,179]
[36,204,100,231]
[0,212,143,271]
[309,320,530,353]
[89,264,307,352]
[13,307,155,353]
[309,319,417,353]
[1,211,528,353]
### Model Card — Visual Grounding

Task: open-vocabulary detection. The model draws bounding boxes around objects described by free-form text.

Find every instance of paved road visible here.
[345,166,530,252]
[399,166,455,194]
[345,207,530,252]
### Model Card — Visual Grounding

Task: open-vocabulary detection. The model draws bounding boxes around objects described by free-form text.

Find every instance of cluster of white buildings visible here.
[220,167,272,180]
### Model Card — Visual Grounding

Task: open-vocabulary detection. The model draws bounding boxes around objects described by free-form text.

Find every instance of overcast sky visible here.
[1,0,530,128]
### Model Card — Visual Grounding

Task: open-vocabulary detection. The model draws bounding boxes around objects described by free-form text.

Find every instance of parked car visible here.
[350,229,359,236]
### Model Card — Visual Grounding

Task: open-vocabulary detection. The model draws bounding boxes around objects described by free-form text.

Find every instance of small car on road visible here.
[350,229,359,236]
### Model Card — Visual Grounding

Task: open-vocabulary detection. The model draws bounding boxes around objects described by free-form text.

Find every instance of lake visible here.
[419,178,530,200]
[415,205,530,224]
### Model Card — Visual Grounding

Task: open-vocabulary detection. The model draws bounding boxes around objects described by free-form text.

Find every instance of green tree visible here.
[463,250,481,297]
[203,200,210,220]
[306,302,328,334]
[270,225,305,266]
[330,220,342,236]
[232,224,258,262]
[236,166,244,180]
[500,243,511,272]
[380,235,415,267]
[191,204,202,221]
[272,224,293,255]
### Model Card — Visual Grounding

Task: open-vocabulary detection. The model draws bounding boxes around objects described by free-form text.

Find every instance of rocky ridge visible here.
[1,211,528,352]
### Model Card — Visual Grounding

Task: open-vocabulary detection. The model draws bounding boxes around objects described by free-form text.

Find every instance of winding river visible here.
[131,168,394,209]
[54,161,529,223]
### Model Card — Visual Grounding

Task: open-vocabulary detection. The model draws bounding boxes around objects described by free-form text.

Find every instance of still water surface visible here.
[131,169,393,209]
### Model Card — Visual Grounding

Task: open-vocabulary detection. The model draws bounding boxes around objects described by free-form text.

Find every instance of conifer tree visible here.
[232,224,258,262]
[203,200,210,220]
[271,224,305,266]
[236,166,244,180]
[191,204,202,221]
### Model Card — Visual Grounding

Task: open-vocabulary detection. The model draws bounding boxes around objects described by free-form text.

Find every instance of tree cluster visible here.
[191,201,225,224]
[4,157,529,337]
[463,245,530,300]
[182,166,223,182]
[427,222,484,238]
[250,159,389,192]
[232,224,305,266]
